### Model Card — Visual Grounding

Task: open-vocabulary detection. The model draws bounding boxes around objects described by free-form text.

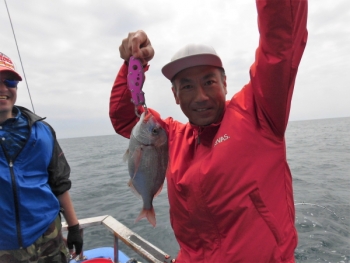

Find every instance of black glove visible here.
[67,224,83,255]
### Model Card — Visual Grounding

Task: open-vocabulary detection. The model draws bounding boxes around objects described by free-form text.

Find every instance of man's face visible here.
[172,65,227,126]
[0,71,18,116]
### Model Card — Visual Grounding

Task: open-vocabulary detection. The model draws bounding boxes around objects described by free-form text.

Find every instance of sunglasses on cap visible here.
[1,79,19,88]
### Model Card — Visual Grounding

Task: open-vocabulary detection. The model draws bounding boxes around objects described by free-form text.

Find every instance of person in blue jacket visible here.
[0,52,83,262]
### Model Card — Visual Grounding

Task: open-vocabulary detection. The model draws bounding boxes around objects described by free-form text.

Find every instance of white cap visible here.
[161,44,223,81]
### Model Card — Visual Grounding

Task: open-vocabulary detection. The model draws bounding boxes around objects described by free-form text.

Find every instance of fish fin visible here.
[154,183,164,198]
[122,149,129,162]
[128,180,142,200]
[135,207,156,227]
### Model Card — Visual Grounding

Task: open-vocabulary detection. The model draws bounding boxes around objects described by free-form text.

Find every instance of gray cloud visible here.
[1,0,349,138]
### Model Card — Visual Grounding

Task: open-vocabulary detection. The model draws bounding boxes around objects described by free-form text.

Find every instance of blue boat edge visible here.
[69,247,130,263]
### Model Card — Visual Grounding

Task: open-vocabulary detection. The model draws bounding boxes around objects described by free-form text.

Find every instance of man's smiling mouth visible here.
[195,108,209,112]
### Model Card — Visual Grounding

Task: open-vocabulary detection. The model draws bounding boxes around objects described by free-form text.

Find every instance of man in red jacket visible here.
[110,0,308,262]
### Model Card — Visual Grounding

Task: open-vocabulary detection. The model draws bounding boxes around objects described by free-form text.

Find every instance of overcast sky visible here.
[1,0,349,139]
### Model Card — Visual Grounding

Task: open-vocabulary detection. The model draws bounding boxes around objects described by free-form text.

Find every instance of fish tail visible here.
[135,207,156,227]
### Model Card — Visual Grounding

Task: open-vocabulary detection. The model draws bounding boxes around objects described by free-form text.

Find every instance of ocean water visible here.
[59,117,350,263]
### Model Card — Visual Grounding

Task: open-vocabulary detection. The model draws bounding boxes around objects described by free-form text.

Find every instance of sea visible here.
[59,117,350,263]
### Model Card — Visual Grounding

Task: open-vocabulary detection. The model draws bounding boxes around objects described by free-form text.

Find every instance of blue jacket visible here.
[0,106,71,250]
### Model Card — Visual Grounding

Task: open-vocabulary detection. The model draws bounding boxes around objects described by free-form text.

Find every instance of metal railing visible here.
[62,215,173,263]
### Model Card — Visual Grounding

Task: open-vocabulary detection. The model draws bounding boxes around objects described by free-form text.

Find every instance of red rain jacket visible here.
[109,0,308,262]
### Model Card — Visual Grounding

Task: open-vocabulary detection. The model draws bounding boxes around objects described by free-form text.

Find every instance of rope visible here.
[4,0,35,113]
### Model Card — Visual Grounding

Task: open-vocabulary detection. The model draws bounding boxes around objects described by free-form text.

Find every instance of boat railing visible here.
[62,215,173,263]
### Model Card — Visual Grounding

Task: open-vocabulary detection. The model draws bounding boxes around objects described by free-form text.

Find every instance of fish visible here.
[124,111,168,227]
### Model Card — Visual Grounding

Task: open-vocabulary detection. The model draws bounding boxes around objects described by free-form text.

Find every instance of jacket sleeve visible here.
[250,0,308,137]
[109,62,143,139]
[44,122,71,196]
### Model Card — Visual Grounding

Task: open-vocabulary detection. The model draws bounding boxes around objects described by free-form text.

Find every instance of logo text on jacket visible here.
[214,134,230,146]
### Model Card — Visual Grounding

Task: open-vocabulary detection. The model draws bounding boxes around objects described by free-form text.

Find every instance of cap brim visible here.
[162,54,223,81]
[0,66,22,81]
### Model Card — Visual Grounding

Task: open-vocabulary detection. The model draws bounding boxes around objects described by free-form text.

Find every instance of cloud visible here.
[1,0,349,138]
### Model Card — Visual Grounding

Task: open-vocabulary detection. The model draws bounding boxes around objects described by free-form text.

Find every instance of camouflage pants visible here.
[0,215,69,263]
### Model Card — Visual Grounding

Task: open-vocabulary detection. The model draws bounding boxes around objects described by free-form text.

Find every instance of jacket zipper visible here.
[0,116,36,249]
[10,125,34,249]
[195,127,203,145]
[9,160,23,248]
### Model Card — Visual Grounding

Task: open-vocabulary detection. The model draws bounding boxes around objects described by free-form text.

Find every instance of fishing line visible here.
[4,0,35,113]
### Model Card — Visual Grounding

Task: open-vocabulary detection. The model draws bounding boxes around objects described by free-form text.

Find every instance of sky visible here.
[1,0,349,139]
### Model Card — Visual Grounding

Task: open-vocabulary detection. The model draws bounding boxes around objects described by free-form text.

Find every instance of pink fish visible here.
[124,111,168,227]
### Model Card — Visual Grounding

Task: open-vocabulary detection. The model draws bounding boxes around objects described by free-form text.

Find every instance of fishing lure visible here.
[127,56,147,116]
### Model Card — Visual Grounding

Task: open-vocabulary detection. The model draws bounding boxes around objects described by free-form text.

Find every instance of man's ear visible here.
[171,86,180,105]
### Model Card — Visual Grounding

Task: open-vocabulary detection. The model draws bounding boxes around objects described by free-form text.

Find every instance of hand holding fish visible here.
[119,30,154,66]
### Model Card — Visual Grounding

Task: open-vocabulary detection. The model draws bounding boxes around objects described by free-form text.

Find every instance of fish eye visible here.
[152,128,159,135]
